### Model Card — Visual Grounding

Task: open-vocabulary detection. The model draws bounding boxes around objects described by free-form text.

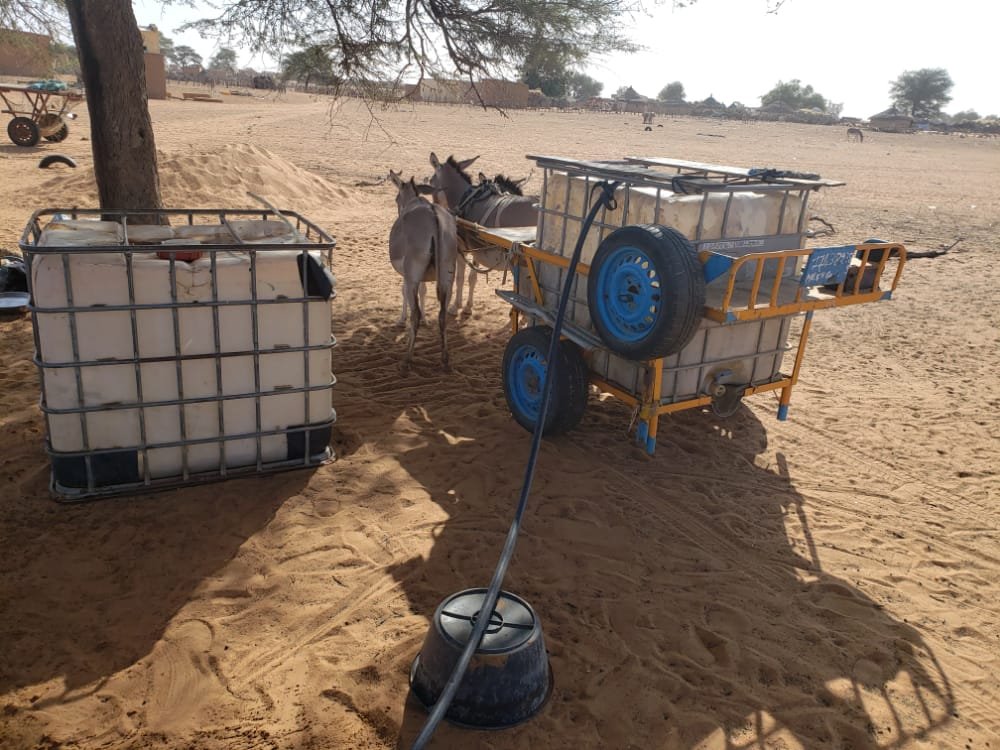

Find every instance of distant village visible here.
[393,82,995,135]
[1,25,995,136]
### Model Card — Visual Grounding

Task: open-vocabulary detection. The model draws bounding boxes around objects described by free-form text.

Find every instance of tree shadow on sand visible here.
[378,397,955,749]
[0,451,312,731]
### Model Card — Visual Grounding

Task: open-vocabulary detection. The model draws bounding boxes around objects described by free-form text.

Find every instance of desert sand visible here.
[1,87,998,750]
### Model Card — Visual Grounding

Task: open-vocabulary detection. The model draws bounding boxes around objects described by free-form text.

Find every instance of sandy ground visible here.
[1,88,999,750]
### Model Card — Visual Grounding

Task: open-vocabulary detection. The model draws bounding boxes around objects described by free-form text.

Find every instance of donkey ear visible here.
[458,155,480,170]
[429,152,441,168]
[478,172,488,183]
[388,169,403,188]
[415,183,442,197]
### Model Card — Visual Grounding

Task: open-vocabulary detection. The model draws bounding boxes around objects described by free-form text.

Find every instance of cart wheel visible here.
[502,325,589,436]
[857,239,890,264]
[587,224,705,361]
[8,117,40,147]
[44,124,69,143]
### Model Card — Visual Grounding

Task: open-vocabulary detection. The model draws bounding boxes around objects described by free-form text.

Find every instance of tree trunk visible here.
[65,0,163,223]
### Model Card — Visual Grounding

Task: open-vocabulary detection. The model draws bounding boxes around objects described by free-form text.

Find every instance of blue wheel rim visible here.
[594,245,662,343]
[507,343,547,423]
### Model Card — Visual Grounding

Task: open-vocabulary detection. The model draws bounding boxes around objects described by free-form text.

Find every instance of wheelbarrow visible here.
[0,82,84,147]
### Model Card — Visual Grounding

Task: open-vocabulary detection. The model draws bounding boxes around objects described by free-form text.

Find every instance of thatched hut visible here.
[613,86,650,113]
[870,106,914,133]
[757,101,797,121]
[659,99,693,116]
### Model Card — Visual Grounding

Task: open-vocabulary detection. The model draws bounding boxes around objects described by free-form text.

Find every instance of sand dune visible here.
[1,89,998,750]
[31,142,357,214]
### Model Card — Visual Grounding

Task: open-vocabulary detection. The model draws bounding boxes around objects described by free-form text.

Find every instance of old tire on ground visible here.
[587,224,705,361]
[44,124,69,142]
[37,113,65,139]
[38,153,77,169]
[502,325,589,436]
[8,117,40,147]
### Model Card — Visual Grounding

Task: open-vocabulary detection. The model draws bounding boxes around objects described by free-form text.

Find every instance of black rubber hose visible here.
[410,179,620,750]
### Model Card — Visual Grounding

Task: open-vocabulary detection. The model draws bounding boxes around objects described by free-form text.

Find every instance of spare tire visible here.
[587,224,705,360]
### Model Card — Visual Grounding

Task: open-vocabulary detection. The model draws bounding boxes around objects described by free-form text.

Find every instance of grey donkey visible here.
[429,152,539,317]
[388,170,458,371]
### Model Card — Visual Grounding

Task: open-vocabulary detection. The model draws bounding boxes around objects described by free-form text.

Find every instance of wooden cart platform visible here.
[0,83,84,147]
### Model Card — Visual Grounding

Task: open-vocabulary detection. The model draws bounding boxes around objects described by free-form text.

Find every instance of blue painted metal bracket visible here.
[636,419,657,454]
[701,251,735,284]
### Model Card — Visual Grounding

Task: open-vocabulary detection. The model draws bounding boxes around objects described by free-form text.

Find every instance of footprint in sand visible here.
[705,602,752,637]
[692,624,734,668]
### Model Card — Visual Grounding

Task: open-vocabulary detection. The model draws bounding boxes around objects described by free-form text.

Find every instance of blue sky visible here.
[134,0,995,119]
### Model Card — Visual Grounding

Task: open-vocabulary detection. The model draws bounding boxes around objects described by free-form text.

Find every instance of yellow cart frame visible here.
[458,155,907,454]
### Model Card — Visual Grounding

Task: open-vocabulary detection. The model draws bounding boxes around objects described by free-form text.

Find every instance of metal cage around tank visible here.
[19,208,337,501]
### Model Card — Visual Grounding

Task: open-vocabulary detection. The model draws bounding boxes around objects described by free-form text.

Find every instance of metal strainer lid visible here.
[436,589,537,654]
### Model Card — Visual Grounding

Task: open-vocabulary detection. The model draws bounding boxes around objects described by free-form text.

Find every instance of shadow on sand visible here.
[375,393,955,749]
[0,469,312,705]
[0,304,957,749]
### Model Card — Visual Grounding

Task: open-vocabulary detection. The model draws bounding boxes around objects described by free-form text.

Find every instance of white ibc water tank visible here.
[29,219,336,492]
[539,172,804,263]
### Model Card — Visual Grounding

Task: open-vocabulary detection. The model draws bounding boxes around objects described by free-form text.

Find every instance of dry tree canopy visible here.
[175,0,645,95]
[0,0,67,36]
[2,0,655,101]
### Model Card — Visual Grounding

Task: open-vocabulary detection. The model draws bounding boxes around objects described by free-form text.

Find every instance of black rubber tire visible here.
[587,224,705,361]
[502,325,589,436]
[44,124,69,142]
[38,153,77,169]
[8,116,40,147]
[550,336,589,435]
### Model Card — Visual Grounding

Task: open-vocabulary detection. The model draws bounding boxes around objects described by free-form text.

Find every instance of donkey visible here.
[847,127,864,142]
[485,172,529,196]
[429,152,539,316]
[388,170,458,371]
[430,152,539,227]
[441,170,531,316]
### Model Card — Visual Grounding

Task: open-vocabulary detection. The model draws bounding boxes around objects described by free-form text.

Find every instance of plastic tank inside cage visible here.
[538,172,807,265]
[585,316,793,404]
[518,165,802,404]
[23,211,337,497]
